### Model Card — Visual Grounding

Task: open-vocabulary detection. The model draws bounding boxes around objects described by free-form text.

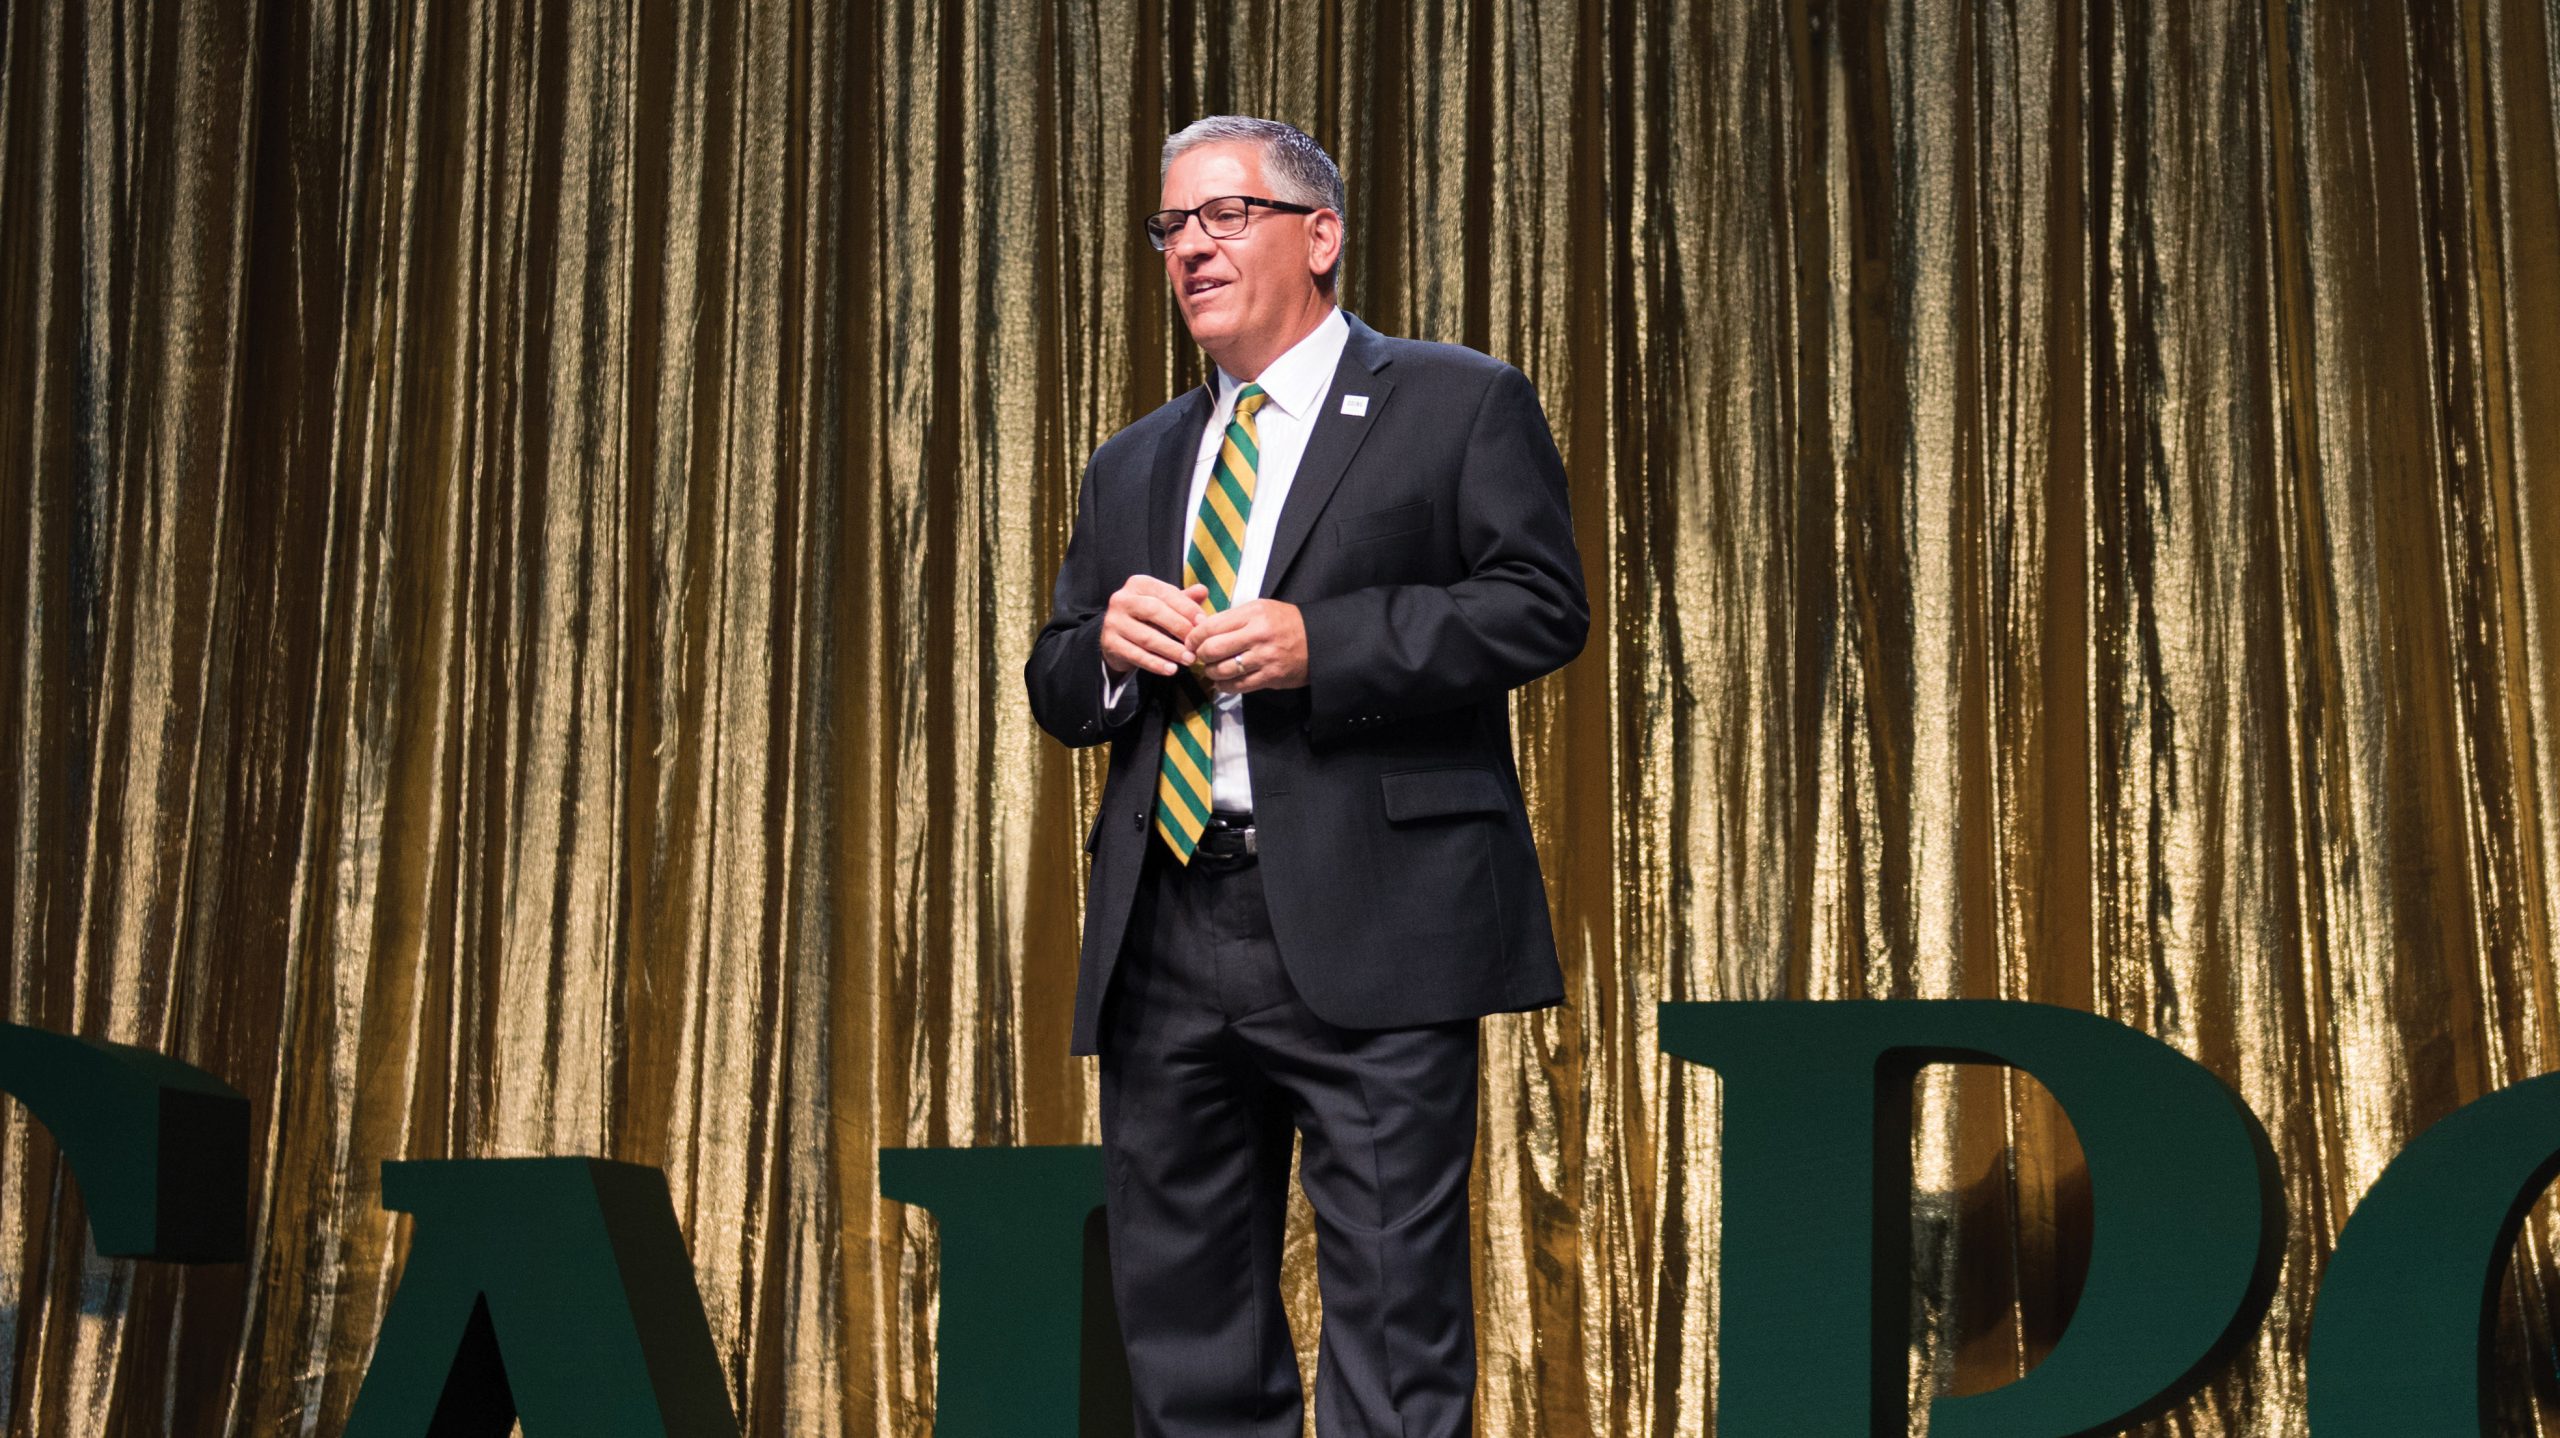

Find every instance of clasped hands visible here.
[1101,574,1307,694]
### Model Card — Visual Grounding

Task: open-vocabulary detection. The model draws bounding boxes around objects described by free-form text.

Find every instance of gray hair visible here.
[1163,116,1345,286]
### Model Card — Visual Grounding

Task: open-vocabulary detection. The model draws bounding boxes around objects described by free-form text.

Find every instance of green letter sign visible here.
[0,1021,248,1261]
[35,1010,2560,1431]
[880,1145,1129,1437]
[343,1159,740,1437]
[1658,1001,2281,1436]
[2308,1069,2560,1431]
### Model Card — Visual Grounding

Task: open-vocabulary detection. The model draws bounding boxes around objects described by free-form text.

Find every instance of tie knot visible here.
[1233,385,1270,420]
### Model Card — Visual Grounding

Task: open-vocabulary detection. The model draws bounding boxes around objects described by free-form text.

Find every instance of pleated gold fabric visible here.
[5,0,2560,1432]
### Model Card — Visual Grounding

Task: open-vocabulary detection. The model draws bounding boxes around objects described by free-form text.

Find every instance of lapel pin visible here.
[1341,394,1370,417]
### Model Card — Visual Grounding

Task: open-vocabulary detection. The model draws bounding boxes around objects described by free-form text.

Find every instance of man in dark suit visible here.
[1024,115,1586,1437]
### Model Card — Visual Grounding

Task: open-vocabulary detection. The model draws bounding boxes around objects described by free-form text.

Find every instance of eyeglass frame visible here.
[1144,195,1320,251]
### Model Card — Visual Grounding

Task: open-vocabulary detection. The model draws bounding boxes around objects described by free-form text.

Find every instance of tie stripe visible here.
[1156,384,1270,862]
[1203,489,1247,559]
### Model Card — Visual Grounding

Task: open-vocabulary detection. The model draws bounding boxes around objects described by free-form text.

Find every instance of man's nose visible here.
[1168,214,1217,259]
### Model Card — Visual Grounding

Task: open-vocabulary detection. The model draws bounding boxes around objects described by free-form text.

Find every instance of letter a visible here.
[1659,1001,2281,1437]
[342,1159,739,1437]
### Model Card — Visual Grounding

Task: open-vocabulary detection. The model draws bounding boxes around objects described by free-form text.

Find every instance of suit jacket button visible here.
[1132,810,1146,832]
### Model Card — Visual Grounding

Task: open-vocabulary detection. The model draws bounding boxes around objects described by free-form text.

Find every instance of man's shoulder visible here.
[1367,329,1512,381]
[1351,322,1532,418]
[1091,388,1209,470]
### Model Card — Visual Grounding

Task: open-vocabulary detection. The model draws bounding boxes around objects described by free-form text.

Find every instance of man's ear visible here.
[1307,208,1344,286]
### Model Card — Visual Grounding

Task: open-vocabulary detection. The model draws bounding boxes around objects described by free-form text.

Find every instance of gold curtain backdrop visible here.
[3,0,2558,1431]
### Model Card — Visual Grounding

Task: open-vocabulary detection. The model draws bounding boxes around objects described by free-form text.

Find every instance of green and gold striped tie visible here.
[1155,384,1271,861]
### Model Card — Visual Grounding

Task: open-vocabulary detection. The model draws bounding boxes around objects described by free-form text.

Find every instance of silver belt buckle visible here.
[1205,815,1257,858]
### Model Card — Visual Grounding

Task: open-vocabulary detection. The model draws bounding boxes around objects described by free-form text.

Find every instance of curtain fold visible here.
[4,0,2558,1431]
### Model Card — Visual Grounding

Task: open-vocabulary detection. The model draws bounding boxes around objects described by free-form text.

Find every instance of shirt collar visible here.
[1214,307,1348,422]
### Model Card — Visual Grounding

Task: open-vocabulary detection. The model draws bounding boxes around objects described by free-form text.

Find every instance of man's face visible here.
[1160,142,1334,377]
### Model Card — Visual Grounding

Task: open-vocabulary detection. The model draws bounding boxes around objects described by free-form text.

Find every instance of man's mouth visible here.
[1185,277,1229,301]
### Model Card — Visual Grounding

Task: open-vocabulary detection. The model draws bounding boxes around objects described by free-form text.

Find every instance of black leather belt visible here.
[1194,811,1257,864]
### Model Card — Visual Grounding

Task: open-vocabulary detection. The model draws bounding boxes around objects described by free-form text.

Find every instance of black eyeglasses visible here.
[1144,195,1317,251]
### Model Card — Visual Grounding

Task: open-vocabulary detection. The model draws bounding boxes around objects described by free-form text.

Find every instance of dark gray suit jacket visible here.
[1025,314,1588,1056]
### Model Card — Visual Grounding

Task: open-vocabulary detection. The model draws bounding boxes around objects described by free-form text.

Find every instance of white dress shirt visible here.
[1104,307,1350,812]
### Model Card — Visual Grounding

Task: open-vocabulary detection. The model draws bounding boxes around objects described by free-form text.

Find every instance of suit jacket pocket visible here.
[1337,499,1433,545]
[1381,766,1510,822]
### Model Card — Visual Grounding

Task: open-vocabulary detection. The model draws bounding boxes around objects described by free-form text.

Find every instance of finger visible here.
[1106,621,1193,674]
[1193,630,1250,667]
[1185,608,1247,650]
[1134,598,1203,646]
[1113,587,1202,646]
[1109,644,1178,677]
[1124,575,1207,626]
[1119,574,1186,608]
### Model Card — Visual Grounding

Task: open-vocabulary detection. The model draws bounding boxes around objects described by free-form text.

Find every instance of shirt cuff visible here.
[1101,661,1135,716]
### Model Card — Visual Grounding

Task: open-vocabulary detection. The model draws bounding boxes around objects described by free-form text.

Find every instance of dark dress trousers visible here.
[1025,313,1587,1436]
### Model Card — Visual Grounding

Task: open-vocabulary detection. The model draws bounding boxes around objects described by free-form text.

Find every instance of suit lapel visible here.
[1150,386,1214,582]
[1262,315,1396,597]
